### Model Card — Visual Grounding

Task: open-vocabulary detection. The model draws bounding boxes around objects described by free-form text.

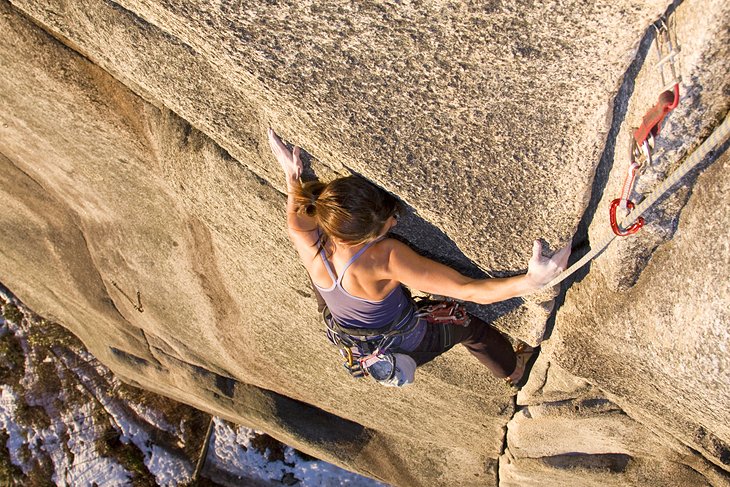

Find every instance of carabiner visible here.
[610,198,645,236]
[630,137,653,168]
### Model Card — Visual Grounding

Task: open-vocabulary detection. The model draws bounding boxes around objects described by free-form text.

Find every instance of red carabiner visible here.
[610,198,645,236]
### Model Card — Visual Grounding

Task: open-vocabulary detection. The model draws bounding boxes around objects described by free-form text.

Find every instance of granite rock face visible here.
[0,0,728,485]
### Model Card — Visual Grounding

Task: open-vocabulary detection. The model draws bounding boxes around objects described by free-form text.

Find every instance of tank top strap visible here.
[318,246,338,283]
[337,237,383,285]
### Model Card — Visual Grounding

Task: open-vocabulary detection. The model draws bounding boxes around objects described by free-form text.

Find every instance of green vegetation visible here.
[179,409,212,463]
[248,430,318,464]
[1,296,216,485]
[292,448,317,462]
[115,381,212,462]
[16,444,31,466]
[25,455,54,487]
[26,318,81,353]
[181,478,222,487]
[115,381,208,430]
[0,332,24,385]
[250,433,287,463]
[1,303,23,324]
[14,402,52,430]
[31,359,63,398]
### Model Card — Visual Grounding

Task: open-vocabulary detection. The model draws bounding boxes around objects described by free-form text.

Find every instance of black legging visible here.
[404,316,517,378]
[310,277,517,379]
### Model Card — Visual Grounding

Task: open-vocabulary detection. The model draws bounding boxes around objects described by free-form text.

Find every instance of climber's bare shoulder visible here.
[380,238,472,297]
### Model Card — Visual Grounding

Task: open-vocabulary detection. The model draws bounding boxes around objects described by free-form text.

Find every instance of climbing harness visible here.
[324,297,470,383]
[323,300,417,380]
[610,19,681,237]
[548,112,730,289]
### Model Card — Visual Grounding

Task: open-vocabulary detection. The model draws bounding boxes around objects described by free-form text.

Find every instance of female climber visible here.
[268,128,570,387]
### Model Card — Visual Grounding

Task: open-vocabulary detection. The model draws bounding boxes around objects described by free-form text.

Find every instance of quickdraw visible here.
[610,18,681,237]
[548,113,730,289]
[610,198,643,236]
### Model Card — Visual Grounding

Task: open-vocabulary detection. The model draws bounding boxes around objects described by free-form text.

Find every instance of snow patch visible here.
[57,403,130,487]
[126,401,177,435]
[0,387,26,468]
[60,354,193,486]
[207,418,386,486]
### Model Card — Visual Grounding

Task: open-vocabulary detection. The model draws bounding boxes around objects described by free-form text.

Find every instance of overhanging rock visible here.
[1,0,729,485]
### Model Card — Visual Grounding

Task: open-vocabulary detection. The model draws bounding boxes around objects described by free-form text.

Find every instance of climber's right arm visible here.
[268,128,321,263]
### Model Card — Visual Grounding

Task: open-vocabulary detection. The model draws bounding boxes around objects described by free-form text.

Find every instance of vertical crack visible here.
[541,14,663,343]
[140,329,163,368]
[562,23,657,290]
[494,16,675,483]
[495,394,518,486]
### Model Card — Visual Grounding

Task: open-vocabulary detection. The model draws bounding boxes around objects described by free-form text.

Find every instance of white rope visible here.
[546,113,730,289]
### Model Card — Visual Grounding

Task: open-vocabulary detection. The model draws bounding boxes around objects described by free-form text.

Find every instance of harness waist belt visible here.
[323,300,417,340]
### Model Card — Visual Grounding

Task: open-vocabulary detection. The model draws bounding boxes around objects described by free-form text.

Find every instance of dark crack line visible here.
[103,1,308,190]
[65,205,168,369]
[494,7,681,483]
[74,225,134,323]
[106,0,198,56]
[495,394,517,486]
[139,329,164,368]
[7,0,111,71]
[0,148,148,354]
[11,0,288,196]
[562,0,684,291]
[539,16,659,346]
[0,149,47,191]
[147,341,238,381]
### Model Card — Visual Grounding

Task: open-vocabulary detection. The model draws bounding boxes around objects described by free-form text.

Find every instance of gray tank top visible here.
[313,239,426,351]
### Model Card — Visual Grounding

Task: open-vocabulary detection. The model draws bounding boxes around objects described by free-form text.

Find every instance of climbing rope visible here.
[610,19,681,236]
[546,113,730,289]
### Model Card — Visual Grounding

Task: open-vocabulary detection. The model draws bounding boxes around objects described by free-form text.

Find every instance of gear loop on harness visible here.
[323,301,417,380]
[415,298,471,327]
[323,296,471,381]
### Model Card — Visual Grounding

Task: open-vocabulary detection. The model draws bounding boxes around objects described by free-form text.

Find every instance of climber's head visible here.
[292,176,401,246]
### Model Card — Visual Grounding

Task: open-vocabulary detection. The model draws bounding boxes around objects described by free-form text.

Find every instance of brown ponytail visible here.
[294,176,402,246]
[291,180,327,218]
